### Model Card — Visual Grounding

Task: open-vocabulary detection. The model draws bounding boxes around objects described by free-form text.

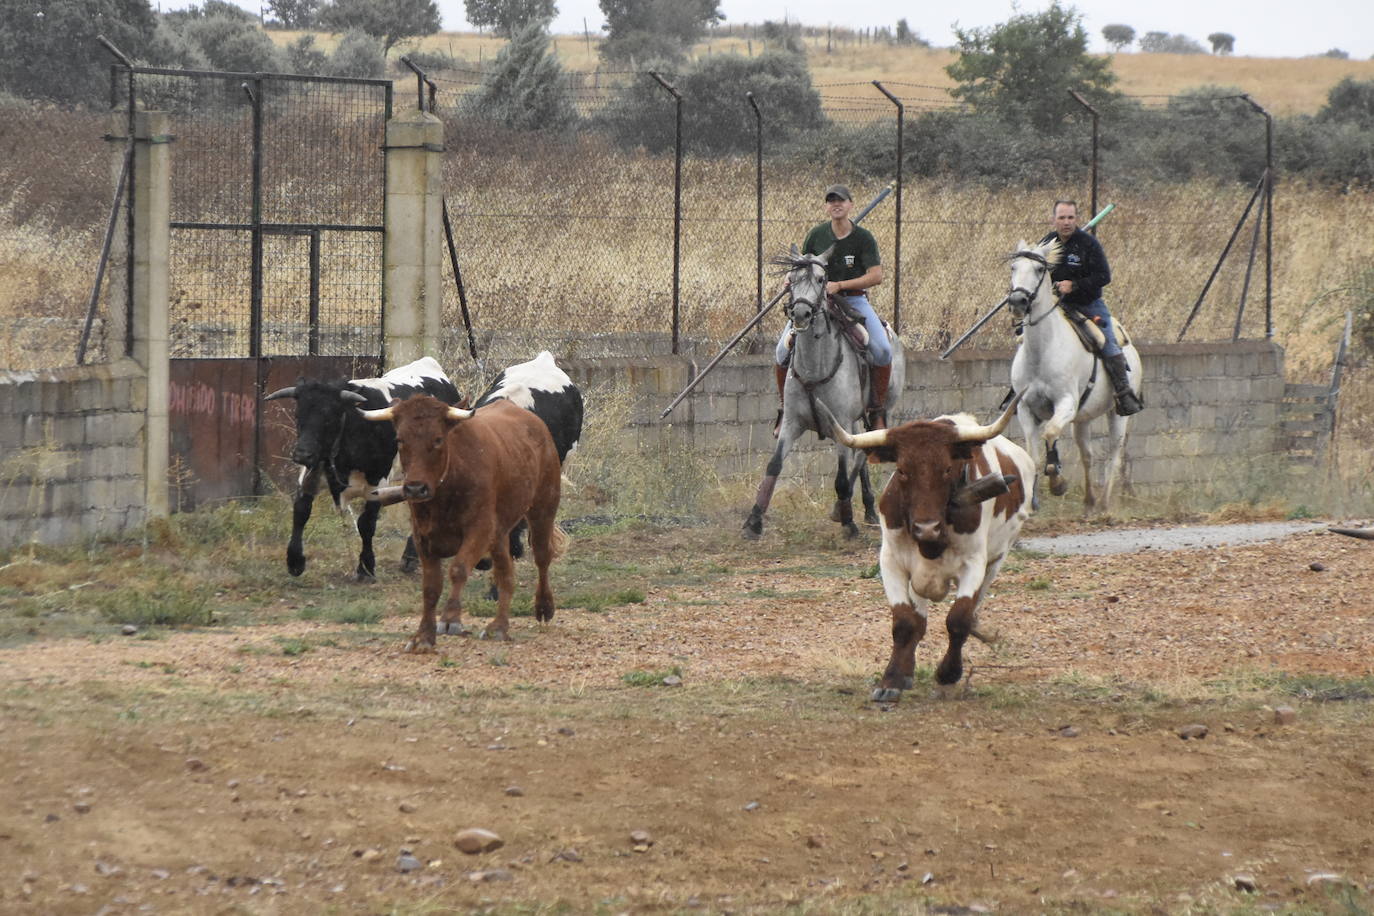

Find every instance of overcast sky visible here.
[208,0,1374,59]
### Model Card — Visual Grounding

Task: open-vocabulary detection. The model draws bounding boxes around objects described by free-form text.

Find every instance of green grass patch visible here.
[621,665,683,687]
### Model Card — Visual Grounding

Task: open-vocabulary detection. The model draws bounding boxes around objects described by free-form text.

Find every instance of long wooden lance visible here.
[659,182,895,420]
[940,202,1117,360]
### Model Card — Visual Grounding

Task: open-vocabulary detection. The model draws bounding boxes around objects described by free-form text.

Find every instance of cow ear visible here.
[865,444,898,464]
[951,440,984,461]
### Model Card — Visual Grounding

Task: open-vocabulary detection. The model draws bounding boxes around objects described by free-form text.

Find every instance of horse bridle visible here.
[1009,250,1058,327]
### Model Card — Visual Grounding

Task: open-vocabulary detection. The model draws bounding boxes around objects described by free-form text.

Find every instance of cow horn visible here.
[818,400,890,450]
[340,390,367,404]
[1329,526,1374,540]
[263,386,297,401]
[358,406,394,422]
[446,406,475,421]
[953,393,1023,443]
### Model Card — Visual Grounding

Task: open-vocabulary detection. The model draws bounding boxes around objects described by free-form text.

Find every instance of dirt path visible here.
[1,524,1371,914]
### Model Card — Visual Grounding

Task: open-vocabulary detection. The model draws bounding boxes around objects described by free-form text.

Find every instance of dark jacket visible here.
[1039,228,1111,307]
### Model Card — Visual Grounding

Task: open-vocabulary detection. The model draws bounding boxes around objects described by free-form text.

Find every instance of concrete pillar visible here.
[130,111,171,521]
[383,108,445,369]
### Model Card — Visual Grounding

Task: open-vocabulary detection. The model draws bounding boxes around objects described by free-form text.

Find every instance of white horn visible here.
[446,406,474,421]
[954,393,1022,443]
[818,400,890,450]
[358,406,394,422]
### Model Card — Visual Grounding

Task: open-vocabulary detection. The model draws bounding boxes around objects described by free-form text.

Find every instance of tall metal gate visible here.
[115,67,392,508]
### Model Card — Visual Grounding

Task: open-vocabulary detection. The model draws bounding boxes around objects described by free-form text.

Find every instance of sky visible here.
[206,0,1374,59]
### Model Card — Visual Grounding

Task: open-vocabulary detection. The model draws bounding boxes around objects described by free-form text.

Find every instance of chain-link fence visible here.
[430,69,1281,367]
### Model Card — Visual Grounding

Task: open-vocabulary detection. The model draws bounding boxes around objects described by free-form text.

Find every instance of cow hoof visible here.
[871,686,903,703]
[403,639,437,654]
[535,606,555,623]
[842,522,861,539]
[863,508,880,526]
[1049,478,1068,497]
[829,500,844,523]
[741,520,763,540]
[475,557,493,571]
[287,557,306,577]
[399,558,419,575]
[480,628,511,642]
[352,570,377,584]
[437,621,469,636]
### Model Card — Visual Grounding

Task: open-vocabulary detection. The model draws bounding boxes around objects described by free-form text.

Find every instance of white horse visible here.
[1007,239,1142,513]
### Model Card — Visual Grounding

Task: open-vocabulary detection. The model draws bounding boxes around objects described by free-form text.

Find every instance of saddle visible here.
[1063,307,1132,355]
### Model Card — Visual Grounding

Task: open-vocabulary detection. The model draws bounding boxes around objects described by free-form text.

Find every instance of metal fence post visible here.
[650,72,683,355]
[872,81,902,333]
[747,91,763,317]
[1069,90,1099,230]
[1242,94,1274,338]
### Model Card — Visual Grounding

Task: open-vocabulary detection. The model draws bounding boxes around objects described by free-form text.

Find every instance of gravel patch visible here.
[1020,521,1330,556]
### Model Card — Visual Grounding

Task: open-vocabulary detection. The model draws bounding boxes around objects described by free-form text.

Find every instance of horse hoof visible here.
[287,558,306,577]
[829,501,844,523]
[864,509,880,526]
[1049,478,1069,497]
[871,687,903,703]
[842,522,861,539]
[352,570,377,584]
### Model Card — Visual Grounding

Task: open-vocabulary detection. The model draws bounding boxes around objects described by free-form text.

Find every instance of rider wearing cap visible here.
[774,184,893,431]
[1039,199,1143,417]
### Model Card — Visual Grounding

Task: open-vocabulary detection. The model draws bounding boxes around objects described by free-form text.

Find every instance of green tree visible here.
[284,32,328,73]
[327,28,384,76]
[318,0,440,54]
[945,2,1119,134]
[1139,31,1205,53]
[1101,23,1134,51]
[266,0,322,29]
[894,19,929,47]
[1322,48,1349,59]
[1207,31,1235,54]
[465,0,556,38]
[470,19,576,131]
[600,0,722,40]
[0,0,156,104]
[178,13,283,71]
[1318,77,1374,130]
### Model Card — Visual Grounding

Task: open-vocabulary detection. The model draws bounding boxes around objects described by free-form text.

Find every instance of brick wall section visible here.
[562,340,1287,494]
[0,360,147,548]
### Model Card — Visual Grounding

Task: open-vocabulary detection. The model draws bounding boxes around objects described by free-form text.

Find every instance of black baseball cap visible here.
[824,184,852,202]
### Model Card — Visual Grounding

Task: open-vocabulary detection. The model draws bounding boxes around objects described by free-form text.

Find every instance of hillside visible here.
[370,30,1374,116]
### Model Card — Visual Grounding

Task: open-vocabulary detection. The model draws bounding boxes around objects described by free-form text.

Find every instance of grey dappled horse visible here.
[742,246,905,539]
[1007,238,1142,514]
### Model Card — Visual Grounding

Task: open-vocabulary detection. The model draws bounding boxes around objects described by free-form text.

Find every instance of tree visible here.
[1322,48,1349,59]
[1207,32,1235,55]
[893,18,929,47]
[318,0,440,54]
[470,19,576,132]
[1101,23,1134,51]
[465,0,556,38]
[599,0,722,46]
[1318,77,1374,130]
[945,2,1119,134]
[327,28,384,76]
[177,13,282,71]
[266,0,322,29]
[0,0,156,104]
[1139,31,1206,54]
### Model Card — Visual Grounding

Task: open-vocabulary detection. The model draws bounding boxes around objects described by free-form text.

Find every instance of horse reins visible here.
[1010,250,1059,327]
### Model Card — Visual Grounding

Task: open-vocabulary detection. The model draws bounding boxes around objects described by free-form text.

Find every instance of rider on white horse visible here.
[1038,200,1144,417]
[775,184,893,432]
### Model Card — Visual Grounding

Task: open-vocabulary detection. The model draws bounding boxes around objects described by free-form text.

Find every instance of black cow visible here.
[264,356,461,581]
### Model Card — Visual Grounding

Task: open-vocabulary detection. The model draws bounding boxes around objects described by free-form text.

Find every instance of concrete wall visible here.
[0,361,148,548]
[562,339,1287,497]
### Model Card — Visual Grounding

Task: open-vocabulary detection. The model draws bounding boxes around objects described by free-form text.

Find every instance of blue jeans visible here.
[1075,298,1122,357]
[775,293,893,366]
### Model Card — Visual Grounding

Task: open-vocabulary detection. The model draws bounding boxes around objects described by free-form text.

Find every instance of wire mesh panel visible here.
[121,68,389,359]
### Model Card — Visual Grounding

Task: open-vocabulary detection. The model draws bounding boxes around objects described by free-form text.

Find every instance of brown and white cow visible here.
[824,397,1034,703]
[360,395,565,651]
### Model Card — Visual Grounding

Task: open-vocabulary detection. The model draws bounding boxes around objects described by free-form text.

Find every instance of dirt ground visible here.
[2,523,1372,914]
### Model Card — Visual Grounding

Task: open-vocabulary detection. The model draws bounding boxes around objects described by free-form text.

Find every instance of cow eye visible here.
[431,436,442,450]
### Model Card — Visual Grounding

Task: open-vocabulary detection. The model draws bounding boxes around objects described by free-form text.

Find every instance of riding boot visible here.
[771,363,788,438]
[1102,353,1144,416]
[865,363,893,431]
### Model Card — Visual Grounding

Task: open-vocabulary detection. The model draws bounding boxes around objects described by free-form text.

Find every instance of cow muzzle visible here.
[292,448,319,466]
[402,481,433,501]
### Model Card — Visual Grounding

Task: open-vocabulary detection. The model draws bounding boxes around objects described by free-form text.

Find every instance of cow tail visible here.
[549,524,569,560]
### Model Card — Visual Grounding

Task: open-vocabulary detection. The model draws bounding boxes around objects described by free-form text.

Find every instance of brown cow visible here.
[360,395,565,651]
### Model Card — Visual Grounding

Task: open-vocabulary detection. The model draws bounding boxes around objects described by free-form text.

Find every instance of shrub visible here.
[1318,77,1374,130]
[179,14,283,72]
[467,20,576,132]
[327,29,385,78]
[284,33,329,75]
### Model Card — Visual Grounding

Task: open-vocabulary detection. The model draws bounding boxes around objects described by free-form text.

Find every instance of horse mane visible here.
[769,249,827,277]
[1005,238,1064,269]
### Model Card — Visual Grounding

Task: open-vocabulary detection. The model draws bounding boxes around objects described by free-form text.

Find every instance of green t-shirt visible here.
[803,222,881,285]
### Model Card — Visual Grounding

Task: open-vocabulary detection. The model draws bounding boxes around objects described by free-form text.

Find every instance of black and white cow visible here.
[265,356,461,581]
[474,350,583,466]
